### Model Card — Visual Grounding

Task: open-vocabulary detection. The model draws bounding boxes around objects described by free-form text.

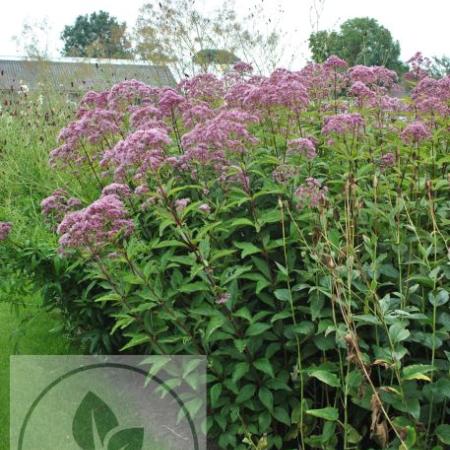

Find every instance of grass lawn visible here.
[0,300,75,449]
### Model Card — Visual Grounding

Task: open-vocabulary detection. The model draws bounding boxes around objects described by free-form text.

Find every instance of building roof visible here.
[0,57,176,92]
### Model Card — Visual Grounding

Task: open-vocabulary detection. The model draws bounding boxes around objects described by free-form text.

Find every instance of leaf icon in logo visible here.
[107,428,144,450]
[73,391,119,450]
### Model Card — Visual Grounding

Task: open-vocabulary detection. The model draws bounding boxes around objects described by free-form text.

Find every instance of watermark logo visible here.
[11,356,206,450]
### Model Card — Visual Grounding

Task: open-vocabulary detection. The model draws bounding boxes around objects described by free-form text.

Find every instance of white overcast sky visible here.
[0,0,449,68]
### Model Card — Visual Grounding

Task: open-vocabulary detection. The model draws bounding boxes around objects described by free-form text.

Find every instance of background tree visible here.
[309,17,407,73]
[134,0,283,77]
[61,11,132,59]
[430,55,450,78]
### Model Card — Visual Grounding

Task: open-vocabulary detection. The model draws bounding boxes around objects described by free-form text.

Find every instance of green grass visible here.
[0,300,75,450]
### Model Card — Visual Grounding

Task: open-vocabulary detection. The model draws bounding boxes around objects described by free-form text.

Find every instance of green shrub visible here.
[3,61,450,449]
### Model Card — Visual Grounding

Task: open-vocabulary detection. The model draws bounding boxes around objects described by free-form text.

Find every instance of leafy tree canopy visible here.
[193,49,239,67]
[309,17,407,73]
[61,11,132,59]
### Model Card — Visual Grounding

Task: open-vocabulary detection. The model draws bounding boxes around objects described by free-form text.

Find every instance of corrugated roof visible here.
[0,58,176,92]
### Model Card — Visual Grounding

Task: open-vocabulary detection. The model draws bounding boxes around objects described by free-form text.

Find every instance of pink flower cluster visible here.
[179,74,224,103]
[287,138,317,159]
[57,194,134,251]
[295,178,328,209]
[101,127,171,180]
[233,62,254,74]
[0,222,12,241]
[411,76,450,116]
[322,113,365,136]
[41,189,82,222]
[401,121,431,144]
[348,65,397,88]
[181,109,258,154]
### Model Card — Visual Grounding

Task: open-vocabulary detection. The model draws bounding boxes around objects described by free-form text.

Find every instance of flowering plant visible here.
[5,55,449,450]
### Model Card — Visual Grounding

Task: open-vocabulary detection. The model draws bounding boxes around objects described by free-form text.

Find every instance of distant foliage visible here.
[61,11,132,59]
[134,0,283,76]
[309,18,407,74]
[2,57,450,450]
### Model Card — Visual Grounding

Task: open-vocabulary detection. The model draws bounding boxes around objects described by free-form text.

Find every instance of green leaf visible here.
[178,281,210,293]
[274,289,291,302]
[429,289,449,307]
[107,428,144,450]
[234,241,261,258]
[236,384,256,403]
[436,424,450,445]
[258,387,274,412]
[246,323,272,337]
[306,407,339,421]
[309,370,341,388]
[273,406,291,425]
[120,334,150,351]
[389,322,410,344]
[253,358,275,378]
[73,391,119,449]
[232,362,250,384]
[402,364,436,382]
[206,315,226,340]
[210,383,222,407]
[258,410,272,432]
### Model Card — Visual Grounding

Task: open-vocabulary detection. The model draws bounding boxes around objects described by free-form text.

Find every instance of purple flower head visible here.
[324,55,348,70]
[216,292,231,304]
[107,79,157,111]
[287,138,317,159]
[41,189,81,223]
[101,127,172,180]
[175,198,191,214]
[233,62,254,74]
[181,108,258,155]
[349,81,375,99]
[101,183,132,198]
[0,222,12,241]
[179,74,225,103]
[129,105,163,129]
[181,101,215,128]
[401,121,431,144]
[295,178,328,209]
[135,184,150,196]
[272,164,299,184]
[79,90,109,109]
[199,203,211,214]
[379,152,395,170]
[57,194,134,252]
[243,70,309,112]
[322,113,364,136]
[158,88,186,116]
[57,108,121,152]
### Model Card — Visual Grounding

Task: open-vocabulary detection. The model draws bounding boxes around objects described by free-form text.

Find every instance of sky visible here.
[0,0,448,68]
